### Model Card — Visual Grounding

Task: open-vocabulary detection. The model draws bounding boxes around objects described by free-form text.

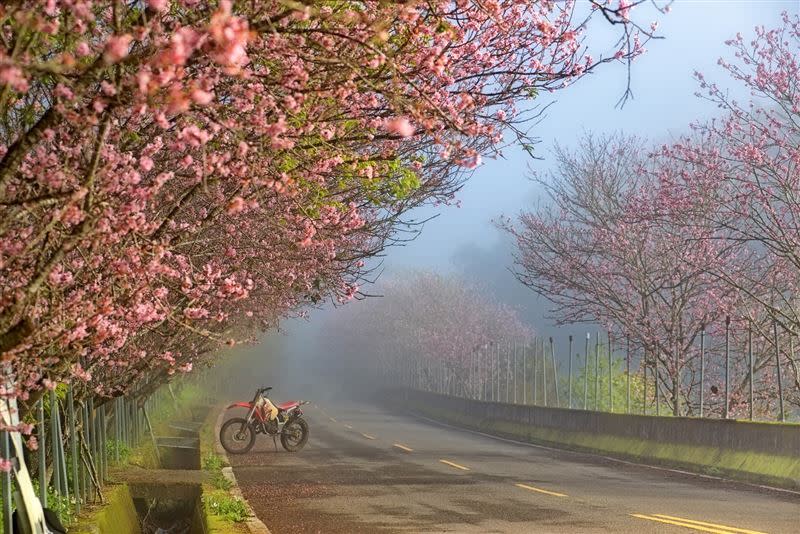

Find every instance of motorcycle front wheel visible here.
[220,417,256,454]
[280,417,309,452]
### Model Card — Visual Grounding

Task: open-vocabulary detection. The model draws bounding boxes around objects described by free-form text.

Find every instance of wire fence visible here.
[385,318,799,424]
[0,378,204,533]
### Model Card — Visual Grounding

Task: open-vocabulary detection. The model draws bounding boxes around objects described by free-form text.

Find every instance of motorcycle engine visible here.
[264,419,279,435]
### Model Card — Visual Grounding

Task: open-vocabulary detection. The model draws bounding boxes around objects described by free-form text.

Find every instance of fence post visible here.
[583,333,589,410]
[789,333,796,421]
[568,335,573,409]
[56,409,68,499]
[748,322,754,421]
[608,331,613,413]
[1,430,11,534]
[118,398,124,451]
[542,338,548,407]
[550,337,559,408]
[724,316,730,419]
[474,349,479,400]
[532,338,538,405]
[673,341,680,417]
[67,386,80,514]
[36,399,47,508]
[511,340,516,404]
[774,321,785,422]
[523,343,527,405]
[92,401,103,488]
[495,343,500,402]
[50,390,62,496]
[469,350,474,399]
[119,398,127,447]
[700,326,705,418]
[594,333,600,411]
[625,335,630,414]
[100,404,108,482]
[655,343,660,416]
[643,347,648,415]
[82,402,91,501]
[506,341,511,403]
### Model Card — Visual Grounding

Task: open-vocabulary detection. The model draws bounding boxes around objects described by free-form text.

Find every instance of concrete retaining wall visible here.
[396,389,800,490]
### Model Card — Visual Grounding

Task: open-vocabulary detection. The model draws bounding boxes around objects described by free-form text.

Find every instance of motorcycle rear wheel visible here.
[220,417,256,454]
[280,417,309,452]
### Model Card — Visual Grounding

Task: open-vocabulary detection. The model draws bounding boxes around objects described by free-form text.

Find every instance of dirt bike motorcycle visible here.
[219,387,309,454]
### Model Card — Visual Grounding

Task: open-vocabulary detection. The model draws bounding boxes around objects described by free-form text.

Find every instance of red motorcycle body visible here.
[219,387,309,454]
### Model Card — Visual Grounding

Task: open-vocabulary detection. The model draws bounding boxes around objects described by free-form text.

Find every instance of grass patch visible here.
[105,438,132,465]
[203,490,249,522]
[203,451,233,491]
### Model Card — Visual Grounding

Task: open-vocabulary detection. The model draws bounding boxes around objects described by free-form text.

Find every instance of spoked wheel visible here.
[280,417,309,452]
[219,417,256,454]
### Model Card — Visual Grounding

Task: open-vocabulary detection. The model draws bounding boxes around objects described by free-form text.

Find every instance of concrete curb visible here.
[213,406,272,534]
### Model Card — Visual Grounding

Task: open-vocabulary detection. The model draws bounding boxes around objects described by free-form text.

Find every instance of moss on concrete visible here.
[404,397,800,490]
[70,484,141,534]
[205,513,250,533]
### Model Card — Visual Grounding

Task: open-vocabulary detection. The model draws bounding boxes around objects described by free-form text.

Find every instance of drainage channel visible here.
[130,483,203,534]
[128,408,209,534]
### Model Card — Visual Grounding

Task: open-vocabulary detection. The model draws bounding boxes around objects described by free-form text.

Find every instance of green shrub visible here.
[31,480,75,526]
[105,438,131,464]
[203,491,248,522]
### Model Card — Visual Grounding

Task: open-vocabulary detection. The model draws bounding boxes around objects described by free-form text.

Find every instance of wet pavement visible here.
[228,401,799,533]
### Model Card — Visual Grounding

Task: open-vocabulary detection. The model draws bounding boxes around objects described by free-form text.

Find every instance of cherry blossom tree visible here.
[0,0,662,443]
[503,134,757,416]
[664,12,800,414]
[324,271,532,396]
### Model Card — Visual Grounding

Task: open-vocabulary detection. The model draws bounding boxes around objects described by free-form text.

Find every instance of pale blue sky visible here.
[384,1,796,275]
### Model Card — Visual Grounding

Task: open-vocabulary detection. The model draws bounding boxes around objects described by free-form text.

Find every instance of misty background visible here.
[218,1,797,397]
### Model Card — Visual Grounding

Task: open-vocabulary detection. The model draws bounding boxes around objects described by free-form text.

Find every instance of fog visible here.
[221,2,797,401]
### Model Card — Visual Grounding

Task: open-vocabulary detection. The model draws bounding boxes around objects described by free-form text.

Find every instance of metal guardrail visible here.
[383,319,797,423]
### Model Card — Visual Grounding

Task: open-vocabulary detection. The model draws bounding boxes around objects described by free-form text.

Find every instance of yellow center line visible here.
[652,515,768,534]
[514,483,567,498]
[393,443,414,452]
[361,433,376,440]
[631,514,736,534]
[439,459,470,471]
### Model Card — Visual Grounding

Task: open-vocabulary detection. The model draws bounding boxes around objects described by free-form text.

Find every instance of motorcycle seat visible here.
[277,401,300,411]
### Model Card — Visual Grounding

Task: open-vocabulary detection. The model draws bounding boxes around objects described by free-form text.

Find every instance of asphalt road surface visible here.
[227,400,799,533]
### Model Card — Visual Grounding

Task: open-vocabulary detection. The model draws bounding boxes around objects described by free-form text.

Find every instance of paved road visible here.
[228,400,799,533]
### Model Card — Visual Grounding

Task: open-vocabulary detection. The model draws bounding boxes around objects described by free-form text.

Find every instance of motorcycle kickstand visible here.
[272,435,278,452]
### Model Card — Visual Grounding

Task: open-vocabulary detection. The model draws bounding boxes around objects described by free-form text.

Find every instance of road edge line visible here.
[401,410,800,498]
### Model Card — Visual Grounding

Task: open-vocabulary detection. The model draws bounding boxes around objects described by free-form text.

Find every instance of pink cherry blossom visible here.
[104,34,133,64]
[0,0,659,451]
[75,42,91,57]
[148,0,169,12]
[385,117,415,137]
